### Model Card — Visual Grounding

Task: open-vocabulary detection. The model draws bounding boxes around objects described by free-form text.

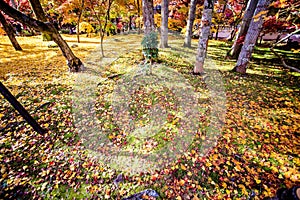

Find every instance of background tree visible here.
[230,0,258,58]
[58,0,87,43]
[0,0,83,71]
[89,0,114,57]
[213,0,228,40]
[0,12,22,50]
[142,0,155,34]
[268,0,300,72]
[160,0,168,48]
[136,0,142,33]
[76,0,84,43]
[194,0,214,74]
[234,0,271,74]
[183,0,197,47]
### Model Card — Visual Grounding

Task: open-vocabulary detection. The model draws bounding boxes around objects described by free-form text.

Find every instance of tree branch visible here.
[273,28,300,46]
[270,47,300,73]
[0,0,54,33]
[270,28,300,73]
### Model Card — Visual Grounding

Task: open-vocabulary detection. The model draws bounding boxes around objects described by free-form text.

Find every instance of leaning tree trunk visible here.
[0,0,83,71]
[0,11,22,50]
[184,0,196,47]
[160,0,168,48]
[142,0,155,35]
[29,0,52,41]
[230,0,258,58]
[194,0,214,74]
[234,0,271,74]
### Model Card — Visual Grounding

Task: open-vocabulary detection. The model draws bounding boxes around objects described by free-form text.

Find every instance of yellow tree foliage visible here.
[78,22,94,33]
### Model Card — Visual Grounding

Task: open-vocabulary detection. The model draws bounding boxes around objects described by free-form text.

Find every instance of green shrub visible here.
[141,31,159,61]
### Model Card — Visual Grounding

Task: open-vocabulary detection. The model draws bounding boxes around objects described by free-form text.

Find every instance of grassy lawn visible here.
[0,34,299,199]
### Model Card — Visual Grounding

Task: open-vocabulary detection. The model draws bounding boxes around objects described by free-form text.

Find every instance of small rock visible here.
[113,174,123,188]
[122,189,159,200]
[47,43,58,48]
[71,44,78,48]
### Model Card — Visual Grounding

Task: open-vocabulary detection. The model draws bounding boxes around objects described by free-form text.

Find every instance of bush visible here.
[141,31,159,61]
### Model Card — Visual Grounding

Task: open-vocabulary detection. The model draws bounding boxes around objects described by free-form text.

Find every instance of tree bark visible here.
[29,0,52,41]
[0,82,45,134]
[184,0,196,47]
[160,0,168,48]
[76,0,84,43]
[136,0,141,34]
[142,0,155,35]
[0,11,22,50]
[194,0,214,74]
[234,0,271,74]
[0,0,83,71]
[230,0,258,58]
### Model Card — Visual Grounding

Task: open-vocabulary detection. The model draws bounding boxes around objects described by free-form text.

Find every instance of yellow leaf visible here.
[70,164,75,171]
[181,164,186,170]
[41,182,48,191]
[275,12,279,20]
[255,178,261,184]
[179,179,185,186]
[192,195,200,200]
[221,182,227,188]
[187,171,193,176]
[1,165,6,173]
[176,196,182,200]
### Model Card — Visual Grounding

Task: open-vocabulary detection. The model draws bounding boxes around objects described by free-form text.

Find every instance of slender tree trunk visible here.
[215,1,227,40]
[91,0,113,57]
[184,0,196,47]
[194,0,214,74]
[101,0,113,57]
[230,0,258,58]
[137,0,141,34]
[142,0,155,35]
[160,0,168,48]
[29,0,52,41]
[0,0,83,71]
[77,0,84,43]
[215,25,219,40]
[0,11,22,50]
[234,0,271,74]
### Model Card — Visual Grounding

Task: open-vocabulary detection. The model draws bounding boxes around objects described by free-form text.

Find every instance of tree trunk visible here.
[0,0,83,71]
[183,0,196,47]
[29,0,52,41]
[234,0,271,74]
[142,0,155,35]
[76,0,84,43]
[160,0,168,48]
[0,82,45,134]
[215,25,219,40]
[0,11,22,50]
[230,0,258,58]
[137,0,141,34]
[194,0,214,74]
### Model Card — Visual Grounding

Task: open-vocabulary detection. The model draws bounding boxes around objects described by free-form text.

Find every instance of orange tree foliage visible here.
[0,34,299,199]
